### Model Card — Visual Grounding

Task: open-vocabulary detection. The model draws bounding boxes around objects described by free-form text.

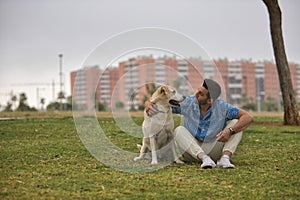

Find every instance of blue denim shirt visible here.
[172,95,239,142]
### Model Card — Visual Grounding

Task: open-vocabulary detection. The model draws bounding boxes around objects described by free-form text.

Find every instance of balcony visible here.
[231,94,242,99]
[228,68,242,73]
[228,83,242,88]
[228,74,242,80]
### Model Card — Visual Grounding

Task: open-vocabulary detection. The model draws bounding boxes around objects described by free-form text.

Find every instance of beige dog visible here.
[134,85,185,164]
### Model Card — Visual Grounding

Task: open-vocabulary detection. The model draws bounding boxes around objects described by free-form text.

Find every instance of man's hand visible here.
[216,129,231,142]
[145,100,159,117]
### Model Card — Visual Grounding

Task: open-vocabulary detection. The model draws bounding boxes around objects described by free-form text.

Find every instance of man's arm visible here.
[231,109,254,133]
[217,109,253,142]
[145,100,158,116]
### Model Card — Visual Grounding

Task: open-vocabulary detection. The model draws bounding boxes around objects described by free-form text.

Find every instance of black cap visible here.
[203,79,221,100]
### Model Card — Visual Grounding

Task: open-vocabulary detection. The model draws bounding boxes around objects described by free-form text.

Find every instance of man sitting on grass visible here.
[146,79,253,169]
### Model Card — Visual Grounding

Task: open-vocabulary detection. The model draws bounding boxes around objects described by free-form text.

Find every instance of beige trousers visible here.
[174,119,242,162]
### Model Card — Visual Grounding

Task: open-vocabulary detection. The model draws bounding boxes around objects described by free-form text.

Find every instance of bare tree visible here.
[262,0,300,125]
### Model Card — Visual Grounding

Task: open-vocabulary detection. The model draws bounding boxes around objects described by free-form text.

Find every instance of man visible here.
[147,79,253,169]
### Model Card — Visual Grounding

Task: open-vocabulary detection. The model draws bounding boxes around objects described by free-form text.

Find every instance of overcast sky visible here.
[0,0,299,108]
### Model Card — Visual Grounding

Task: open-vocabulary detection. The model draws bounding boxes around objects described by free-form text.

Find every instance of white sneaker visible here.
[217,155,235,168]
[201,155,216,169]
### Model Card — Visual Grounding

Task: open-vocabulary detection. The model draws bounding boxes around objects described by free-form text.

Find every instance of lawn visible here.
[0,112,299,199]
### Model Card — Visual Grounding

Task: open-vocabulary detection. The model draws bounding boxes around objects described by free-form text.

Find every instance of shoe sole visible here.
[201,165,216,169]
[223,166,235,169]
[217,165,235,169]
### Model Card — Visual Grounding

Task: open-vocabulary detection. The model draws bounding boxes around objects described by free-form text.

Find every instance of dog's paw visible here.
[151,160,158,165]
[133,157,141,162]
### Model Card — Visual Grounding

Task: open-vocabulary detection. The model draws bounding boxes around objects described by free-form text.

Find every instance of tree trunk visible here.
[262,0,300,125]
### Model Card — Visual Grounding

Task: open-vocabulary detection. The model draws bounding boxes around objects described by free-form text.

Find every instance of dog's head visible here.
[150,85,185,107]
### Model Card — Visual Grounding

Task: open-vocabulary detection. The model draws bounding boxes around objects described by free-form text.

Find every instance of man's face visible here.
[195,86,210,105]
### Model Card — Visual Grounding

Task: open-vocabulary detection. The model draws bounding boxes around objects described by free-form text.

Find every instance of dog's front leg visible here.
[150,136,158,164]
[134,139,148,161]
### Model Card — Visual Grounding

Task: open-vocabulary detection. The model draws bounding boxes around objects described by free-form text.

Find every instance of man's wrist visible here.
[228,127,236,135]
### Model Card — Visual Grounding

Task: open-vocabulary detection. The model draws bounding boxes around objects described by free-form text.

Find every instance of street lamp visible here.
[58,54,64,111]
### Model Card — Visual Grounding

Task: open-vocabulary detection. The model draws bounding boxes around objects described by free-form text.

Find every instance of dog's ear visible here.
[159,86,168,95]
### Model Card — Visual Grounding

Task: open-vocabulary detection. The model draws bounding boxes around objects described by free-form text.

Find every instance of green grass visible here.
[0,114,299,199]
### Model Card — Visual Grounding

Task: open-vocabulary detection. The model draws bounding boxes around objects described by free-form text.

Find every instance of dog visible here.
[134,85,185,164]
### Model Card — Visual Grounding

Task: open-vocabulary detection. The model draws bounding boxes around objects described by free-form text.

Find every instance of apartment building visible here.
[70,66,101,110]
[240,60,256,101]
[100,67,118,109]
[117,56,155,109]
[297,64,300,100]
[70,56,300,110]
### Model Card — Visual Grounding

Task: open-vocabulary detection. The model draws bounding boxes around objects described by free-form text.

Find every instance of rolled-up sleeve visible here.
[226,105,239,120]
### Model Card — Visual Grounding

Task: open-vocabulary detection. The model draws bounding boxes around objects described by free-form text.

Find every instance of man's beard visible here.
[198,98,208,106]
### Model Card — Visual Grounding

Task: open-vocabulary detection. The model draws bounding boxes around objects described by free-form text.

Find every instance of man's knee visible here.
[174,126,194,144]
[174,125,185,132]
[174,126,186,136]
